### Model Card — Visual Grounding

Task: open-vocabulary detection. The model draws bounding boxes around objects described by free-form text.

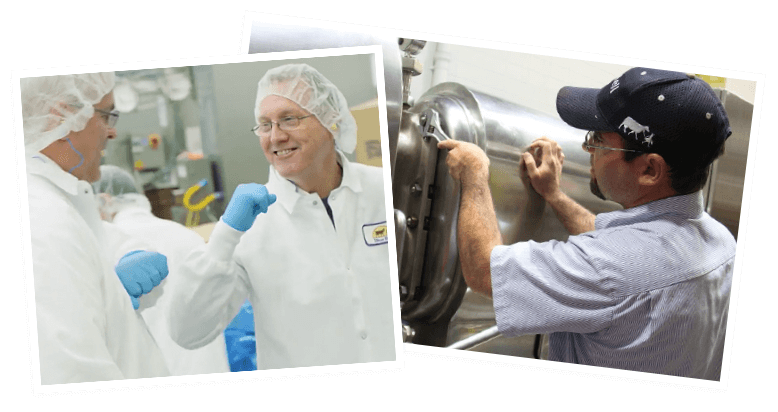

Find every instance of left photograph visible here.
[16,49,399,386]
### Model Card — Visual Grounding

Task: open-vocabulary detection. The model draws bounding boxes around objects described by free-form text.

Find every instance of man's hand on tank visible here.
[524,137,565,200]
[437,139,490,184]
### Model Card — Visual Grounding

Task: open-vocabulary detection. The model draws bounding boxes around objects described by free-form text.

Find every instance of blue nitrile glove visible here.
[222,183,277,231]
[225,332,257,372]
[224,300,257,372]
[115,250,169,310]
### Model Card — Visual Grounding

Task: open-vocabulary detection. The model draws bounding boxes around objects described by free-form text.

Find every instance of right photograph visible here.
[247,20,755,382]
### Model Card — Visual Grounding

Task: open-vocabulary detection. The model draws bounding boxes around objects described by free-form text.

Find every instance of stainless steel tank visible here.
[705,90,752,239]
[395,82,624,348]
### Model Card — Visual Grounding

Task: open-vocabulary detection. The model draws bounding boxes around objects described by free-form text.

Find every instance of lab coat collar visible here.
[268,151,362,214]
[25,151,82,196]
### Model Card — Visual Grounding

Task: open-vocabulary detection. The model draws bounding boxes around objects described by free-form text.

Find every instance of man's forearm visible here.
[545,190,596,235]
[457,178,503,298]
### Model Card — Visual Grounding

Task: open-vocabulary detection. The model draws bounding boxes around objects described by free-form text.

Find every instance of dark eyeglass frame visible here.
[65,103,119,128]
[582,131,644,154]
[94,108,120,128]
[251,115,314,137]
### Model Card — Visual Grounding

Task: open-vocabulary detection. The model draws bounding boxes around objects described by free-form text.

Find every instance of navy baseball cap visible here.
[556,67,732,154]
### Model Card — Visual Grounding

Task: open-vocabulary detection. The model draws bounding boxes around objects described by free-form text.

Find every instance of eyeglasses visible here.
[252,115,314,137]
[94,108,120,128]
[582,131,644,154]
[64,103,119,128]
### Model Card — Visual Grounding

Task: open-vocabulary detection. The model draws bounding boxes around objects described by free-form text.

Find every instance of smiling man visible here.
[257,93,342,198]
[438,67,735,380]
[167,63,396,369]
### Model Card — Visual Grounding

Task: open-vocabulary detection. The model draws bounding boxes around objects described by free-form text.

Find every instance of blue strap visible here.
[321,197,335,229]
[64,138,84,174]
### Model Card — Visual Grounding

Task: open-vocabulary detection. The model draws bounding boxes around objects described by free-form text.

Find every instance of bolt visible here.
[410,184,422,195]
[406,216,419,228]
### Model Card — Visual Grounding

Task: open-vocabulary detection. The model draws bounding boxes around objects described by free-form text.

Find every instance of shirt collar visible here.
[26,151,82,196]
[268,151,361,214]
[595,191,705,230]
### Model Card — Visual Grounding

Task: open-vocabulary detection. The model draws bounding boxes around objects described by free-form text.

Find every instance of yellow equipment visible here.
[182,179,220,227]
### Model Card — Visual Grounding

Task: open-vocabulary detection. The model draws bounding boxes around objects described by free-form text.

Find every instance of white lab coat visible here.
[26,153,169,385]
[168,153,396,369]
[106,203,230,376]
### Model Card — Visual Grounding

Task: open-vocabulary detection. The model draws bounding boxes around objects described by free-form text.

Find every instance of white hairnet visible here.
[255,64,357,154]
[93,165,150,220]
[21,72,115,154]
[93,164,141,196]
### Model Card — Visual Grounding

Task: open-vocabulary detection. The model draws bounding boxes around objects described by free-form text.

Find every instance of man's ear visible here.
[637,153,669,187]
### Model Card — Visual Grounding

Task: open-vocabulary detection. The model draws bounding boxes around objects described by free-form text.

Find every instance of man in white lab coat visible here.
[22,73,170,384]
[168,64,396,369]
[94,165,231,376]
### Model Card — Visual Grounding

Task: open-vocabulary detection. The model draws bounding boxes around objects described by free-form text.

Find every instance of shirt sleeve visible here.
[490,237,616,337]
[31,209,126,384]
[166,219,251,349]
[101,221,164,311]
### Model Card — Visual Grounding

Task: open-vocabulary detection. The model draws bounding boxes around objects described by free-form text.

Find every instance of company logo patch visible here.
[363,221,388,246]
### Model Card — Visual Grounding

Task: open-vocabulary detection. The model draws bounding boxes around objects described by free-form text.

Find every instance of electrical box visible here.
[131,133,166,171]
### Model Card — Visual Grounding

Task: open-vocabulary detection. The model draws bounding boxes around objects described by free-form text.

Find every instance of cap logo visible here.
[619,116,655,147]
[610,79,620,94]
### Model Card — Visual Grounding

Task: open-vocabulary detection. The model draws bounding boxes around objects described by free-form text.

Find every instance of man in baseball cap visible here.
[557,67,731,202]
[438,67,735,380]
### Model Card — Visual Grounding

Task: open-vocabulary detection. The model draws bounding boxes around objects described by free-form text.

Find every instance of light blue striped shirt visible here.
[491,192,735,380]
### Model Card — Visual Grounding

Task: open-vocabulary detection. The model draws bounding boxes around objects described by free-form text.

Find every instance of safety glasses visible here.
[581,131,644,154]
[94,108,120,128]
[61,103,120,129]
